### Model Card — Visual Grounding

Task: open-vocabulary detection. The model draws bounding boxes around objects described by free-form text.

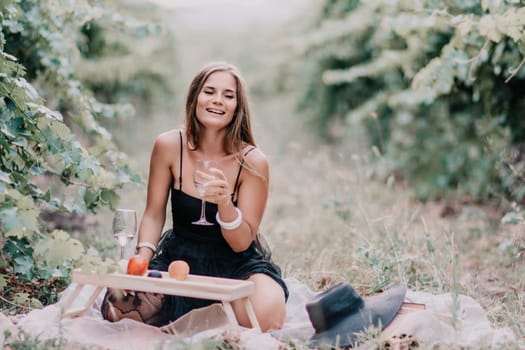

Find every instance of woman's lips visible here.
[206,108,225,115]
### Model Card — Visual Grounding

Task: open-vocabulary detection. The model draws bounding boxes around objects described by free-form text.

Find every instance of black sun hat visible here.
[306,283,407,348]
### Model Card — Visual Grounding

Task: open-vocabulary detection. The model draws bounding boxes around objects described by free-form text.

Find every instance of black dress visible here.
[148,131,288,325]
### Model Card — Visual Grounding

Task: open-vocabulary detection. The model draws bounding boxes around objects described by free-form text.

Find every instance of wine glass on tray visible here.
[112,208,137,260]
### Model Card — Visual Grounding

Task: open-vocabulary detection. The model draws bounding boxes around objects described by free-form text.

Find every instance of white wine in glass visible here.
[112,209,137,260]
[192,159,215,225]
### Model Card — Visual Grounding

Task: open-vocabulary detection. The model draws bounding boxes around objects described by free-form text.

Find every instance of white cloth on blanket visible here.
[272,279,517,349]
[3,278,518,349]
[382,288,517,348]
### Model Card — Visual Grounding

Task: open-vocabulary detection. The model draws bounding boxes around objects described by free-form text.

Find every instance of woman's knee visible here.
[253,295,286,331]
[235,274,286,332]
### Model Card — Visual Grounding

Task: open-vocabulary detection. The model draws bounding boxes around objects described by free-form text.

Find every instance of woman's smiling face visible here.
[196,71,237,129]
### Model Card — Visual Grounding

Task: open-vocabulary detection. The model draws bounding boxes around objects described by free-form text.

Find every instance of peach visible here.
[127,255,148,276]
[168,260,189,280]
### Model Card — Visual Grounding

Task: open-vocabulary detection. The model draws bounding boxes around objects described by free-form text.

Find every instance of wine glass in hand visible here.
[112,209,137,260]
[192,159,215,225]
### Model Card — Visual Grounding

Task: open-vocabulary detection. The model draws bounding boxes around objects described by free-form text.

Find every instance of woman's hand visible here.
[201,167,232,206]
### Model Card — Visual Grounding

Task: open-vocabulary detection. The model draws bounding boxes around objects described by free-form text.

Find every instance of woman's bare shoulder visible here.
[243,146,269,173]
[153,129,182,150]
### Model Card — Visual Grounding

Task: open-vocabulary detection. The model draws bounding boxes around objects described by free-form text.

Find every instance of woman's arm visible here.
[135,131,177,261]
[216,148,269,252]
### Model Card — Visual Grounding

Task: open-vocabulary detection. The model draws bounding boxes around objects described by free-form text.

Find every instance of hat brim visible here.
[308,284,407,348]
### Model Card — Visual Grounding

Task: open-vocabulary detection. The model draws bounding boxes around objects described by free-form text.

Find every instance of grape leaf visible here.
[33,230,85,269]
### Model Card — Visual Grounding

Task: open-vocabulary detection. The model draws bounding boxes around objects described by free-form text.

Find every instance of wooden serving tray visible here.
[61,269,259,329]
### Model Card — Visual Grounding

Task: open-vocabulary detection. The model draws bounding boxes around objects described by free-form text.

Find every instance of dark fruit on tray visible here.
[147,270,162,278]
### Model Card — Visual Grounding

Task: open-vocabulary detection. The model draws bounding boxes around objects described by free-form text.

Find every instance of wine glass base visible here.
[192,219,215,226]
[117,259,129,273]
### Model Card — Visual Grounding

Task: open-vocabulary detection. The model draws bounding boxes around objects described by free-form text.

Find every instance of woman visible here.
[101,62,288,332]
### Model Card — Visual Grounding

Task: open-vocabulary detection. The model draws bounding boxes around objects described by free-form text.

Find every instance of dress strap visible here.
[178,129,183,191]
[231,147,256,201]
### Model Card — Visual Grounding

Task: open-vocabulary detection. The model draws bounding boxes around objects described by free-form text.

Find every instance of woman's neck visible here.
[194,129,228,158]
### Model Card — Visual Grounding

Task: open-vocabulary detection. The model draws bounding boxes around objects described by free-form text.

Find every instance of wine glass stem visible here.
[120,245,125,260]
[199,199,207,221]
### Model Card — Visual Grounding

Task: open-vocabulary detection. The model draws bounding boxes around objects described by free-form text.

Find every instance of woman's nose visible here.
[212,94,223,104]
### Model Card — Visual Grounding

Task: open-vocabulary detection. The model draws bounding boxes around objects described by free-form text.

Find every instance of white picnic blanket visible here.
[2,278,519,349]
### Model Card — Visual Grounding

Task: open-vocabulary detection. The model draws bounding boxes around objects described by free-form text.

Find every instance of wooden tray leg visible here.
[221,301,239,326]
[62,285,104,319]
[61,283,85,317]
[242,297,260,330]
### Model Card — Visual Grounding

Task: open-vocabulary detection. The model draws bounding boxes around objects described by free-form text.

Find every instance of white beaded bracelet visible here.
[216,207,243,230]
[136,241,157,253]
